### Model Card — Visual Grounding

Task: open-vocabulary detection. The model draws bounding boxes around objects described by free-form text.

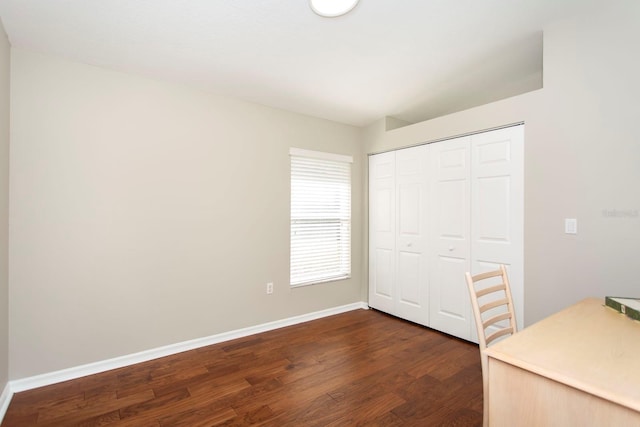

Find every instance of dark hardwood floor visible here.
[2,309,483,426]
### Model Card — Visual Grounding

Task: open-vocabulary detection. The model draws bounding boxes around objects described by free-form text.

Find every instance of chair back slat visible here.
[479,297,509,314]
[485,327,515,345]
[483,312,512,329]
[476,283,506,298]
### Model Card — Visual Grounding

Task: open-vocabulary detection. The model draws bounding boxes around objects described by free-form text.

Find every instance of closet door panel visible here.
[429,137,472,340]
[397,182,421,308]
[397,251,421,304]
[395,146,429,325]
[372,248,393,297]
[471,126,524,333]
[368,152,396,314]
[432,256,469,336]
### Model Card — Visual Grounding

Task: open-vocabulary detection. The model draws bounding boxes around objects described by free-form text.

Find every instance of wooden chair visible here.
[465,265,517,427]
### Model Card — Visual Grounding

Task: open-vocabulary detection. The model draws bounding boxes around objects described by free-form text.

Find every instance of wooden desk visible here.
[485,298,640,426]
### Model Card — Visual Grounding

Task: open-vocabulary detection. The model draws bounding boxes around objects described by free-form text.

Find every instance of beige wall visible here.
[7,0,640,382]
[362,1,640,326]
[0,19,10,389]
[9,49,363,379]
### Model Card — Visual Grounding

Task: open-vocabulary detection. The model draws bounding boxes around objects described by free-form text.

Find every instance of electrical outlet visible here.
[266,282,273,294]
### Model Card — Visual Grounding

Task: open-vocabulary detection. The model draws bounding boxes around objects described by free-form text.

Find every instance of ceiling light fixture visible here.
[310,0,360,17]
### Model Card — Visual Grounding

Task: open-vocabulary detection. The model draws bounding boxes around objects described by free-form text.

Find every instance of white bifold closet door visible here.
[368,151,396,315]
[428,136,472,339]
[368,146,429,326]
[429,126,523,340]
[470,127,524,336]
[369,125,523,342]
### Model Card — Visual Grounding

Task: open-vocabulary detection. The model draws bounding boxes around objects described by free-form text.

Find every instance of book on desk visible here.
[605,296,640,322]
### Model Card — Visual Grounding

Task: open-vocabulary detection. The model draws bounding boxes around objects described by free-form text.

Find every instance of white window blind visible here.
[290,148,352,287]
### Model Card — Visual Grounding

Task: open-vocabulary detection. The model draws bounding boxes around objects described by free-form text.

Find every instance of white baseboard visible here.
[0,382,11,422]
[9,301,369,395]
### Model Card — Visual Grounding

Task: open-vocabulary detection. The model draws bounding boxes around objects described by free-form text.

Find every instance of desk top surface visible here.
[485,297,640,412]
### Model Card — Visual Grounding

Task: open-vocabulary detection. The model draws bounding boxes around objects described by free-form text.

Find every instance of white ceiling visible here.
[0,0,601,127]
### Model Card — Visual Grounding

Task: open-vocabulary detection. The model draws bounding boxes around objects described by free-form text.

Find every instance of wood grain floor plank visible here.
[158,406,237,427]
[34,389,156,426]
[1,309,483,426]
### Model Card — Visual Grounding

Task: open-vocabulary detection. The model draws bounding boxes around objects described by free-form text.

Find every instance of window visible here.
[290,148,352,287]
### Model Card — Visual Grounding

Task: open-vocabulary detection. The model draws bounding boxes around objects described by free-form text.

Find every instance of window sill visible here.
[290,275,351,288]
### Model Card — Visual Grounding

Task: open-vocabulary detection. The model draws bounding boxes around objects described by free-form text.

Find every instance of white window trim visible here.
[289,147,353,164]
